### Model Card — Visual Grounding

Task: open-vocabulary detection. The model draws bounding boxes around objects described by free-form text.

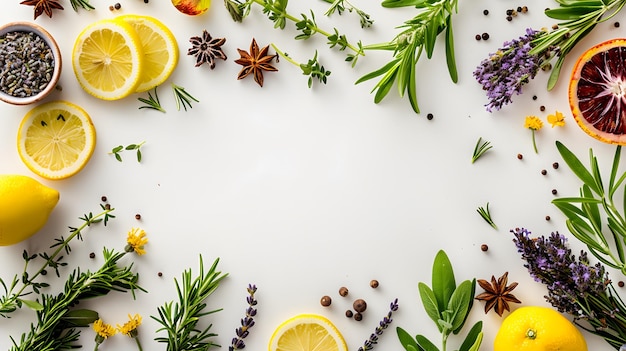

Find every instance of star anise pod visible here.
[188,30,227,69]
[20,0,64,20]
[475,271,521,317]
[234,38,278,87]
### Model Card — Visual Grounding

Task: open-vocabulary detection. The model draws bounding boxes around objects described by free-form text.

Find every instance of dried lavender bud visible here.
[357,299,399,351]
[229,284,258,351]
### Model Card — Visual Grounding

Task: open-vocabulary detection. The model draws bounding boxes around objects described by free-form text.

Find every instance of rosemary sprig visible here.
[110,142,145,163]
[272,45,331,88]
[321,0,374,28]
[172,83,199,111]
[471,137,492,163]
[138,87,166,113]
[0,204,115,317]
[69,0,95,11]
[223,0,365,66]
[477,202,497,230]
[9,248,143,351]
[153,256,228,351]
[530,0,626,90]
[356,0,459,113]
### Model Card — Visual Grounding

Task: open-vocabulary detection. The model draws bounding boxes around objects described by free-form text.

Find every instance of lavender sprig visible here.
[512,228,626,349]
[358,299,398,351]
[229,284,258,351]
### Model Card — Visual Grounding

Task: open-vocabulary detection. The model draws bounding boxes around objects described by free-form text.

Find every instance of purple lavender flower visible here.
[473,29,544,112]
[357,299,398,351]
[230,284,257,351]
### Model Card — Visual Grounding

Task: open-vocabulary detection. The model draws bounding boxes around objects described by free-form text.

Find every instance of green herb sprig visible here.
[397,250,482,351]
[553,141,626,275]
[138,87,166,113]
[471,137,492,163]
[477,202,497,230]
[321,0,374,28]
[530,0,626,90]
[153,256,228,351]
[224,0,365,66]
[172,84,199,111]
[69,0,95,11]
[110,142,145,163]
[356,0,458,114]
[9,248,144,351]
[272,46,331,88]
[0,204,115,317]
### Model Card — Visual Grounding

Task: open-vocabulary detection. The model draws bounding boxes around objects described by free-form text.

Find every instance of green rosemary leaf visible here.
[555,141,601,194]
[444,15,457,83]
[138,87,166,113]
[172,83,199,111]
[381,0,426,7]
[608,146,623,197]
[476,203,497,229]
[69,0,95,11]
[471,137,492,163]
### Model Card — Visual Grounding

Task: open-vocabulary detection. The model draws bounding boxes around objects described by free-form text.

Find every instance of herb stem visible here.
[271,44,298,67]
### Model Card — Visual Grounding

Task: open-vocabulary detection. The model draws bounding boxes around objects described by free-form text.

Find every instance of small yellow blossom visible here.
[125,228,148,255]
[118,314,142,337]
[547,110,565,127]
[93,319,116,349]
[524,116,543,130]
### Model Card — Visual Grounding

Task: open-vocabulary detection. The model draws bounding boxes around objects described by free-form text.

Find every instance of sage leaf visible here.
[61,309,99,327]
[459,321,483,351]
[397,327,421,351]
[415,335,440,351]
[446,279,473,332]
[19,299,43,311]
[432,250,455,312]
[418,282,442,331]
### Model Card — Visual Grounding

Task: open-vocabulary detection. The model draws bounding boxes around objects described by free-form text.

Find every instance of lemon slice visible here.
[117,14,179,92]
[269,314,347,351]
[72,19,144,100]
[17,100,96,180]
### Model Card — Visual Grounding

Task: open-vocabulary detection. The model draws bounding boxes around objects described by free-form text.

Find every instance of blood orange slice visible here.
[569,38,626,144]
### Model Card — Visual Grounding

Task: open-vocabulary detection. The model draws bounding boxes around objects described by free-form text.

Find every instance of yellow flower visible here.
[547,110,565,127]
[524,116,543,130]
[118,314,142,337]
[125,228,148,255]
[93,319,117,348]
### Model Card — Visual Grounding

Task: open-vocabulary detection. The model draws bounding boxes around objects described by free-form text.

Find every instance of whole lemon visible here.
[0,175,59,246]
[494,306,587,351]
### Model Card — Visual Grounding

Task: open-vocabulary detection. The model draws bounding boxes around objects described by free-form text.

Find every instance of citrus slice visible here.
[117,15,179,92]
[17,100,96,180]
[570,38,626,144]
[72,19,144,100]
[269,314,347,351]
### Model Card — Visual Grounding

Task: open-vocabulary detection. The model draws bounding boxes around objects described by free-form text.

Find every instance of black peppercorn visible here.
[114,2,121,9]
[353,299,367,313]
[144,0,149,3]
[506,9,513,15]
[320,296,332,307]
[370,280,379,288]
[158,272,163,277]
[426,113,434,120]
[89,252,96,259]
[483,9,489,15]
[552,162,559,169]
[540,105,546,112]
[517,6,522,12]
[481,32,489,40]
[475,34,482,41]
[517,153,523,160]
[552,189,558,195]
[619,281,625,287]
[480,244,488,252]
[615,22,621,28]
[41,269,47,275]
[541,169,547,175]
[135,213,141,220]
[345,310,353,318]
[545,215,551,221]
[354,312,363,321]
[532,95,537,100]
[101,195,107,202]
[506,16,513,21]
[339,286,348,297]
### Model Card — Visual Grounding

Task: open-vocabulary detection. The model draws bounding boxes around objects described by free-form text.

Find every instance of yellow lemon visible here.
[117,14,179,92]
[494,306,587,351]
[0,175,59,246]
[17,100,96,180]
[269,314,347,351]
[72,19,144,100]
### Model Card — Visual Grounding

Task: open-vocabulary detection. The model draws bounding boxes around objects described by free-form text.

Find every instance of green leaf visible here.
[137,149,142,163]
[381,0,427,8]
[545,6,602,20]
[356,59,400,84]
[432,250,456,312]
[415,335,440,351]
[459,321,483,351]
[555,141,601,194]
[453,278,476,334]
[446,279,473,332]
[444,15,457,83]
[374,69,399,103]
[397,327,422,351]
[115,153,122,162]
[112,145,123,153]
[19,299,43,311]
[609,147,626,199]
[62,309,99,327]
[424,21,438,59]
[467,332,483,351]
[407,49,419,113]
[418,282,442,331]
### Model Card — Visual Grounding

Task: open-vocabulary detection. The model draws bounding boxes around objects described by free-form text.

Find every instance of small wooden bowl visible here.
[0,22,62,105]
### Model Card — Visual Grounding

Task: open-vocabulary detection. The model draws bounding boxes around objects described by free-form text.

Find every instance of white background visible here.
[0,0,622,350]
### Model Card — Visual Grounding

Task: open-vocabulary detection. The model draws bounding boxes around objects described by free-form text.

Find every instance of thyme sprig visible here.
[138,87,166,113]
[69,0,95,11]
[356,0,459,113]
[172,84,199,111]
[553,141,626,275]
[272,45,331,87]
[153,256,228,351]
[0,204,115,318]
[471,137,492,164]
[9,248,144,351]
[531,0,626,90]
[477,202,497,230]
[110,142,145,163]
[224,0,365,66]
[321,0,374,28]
